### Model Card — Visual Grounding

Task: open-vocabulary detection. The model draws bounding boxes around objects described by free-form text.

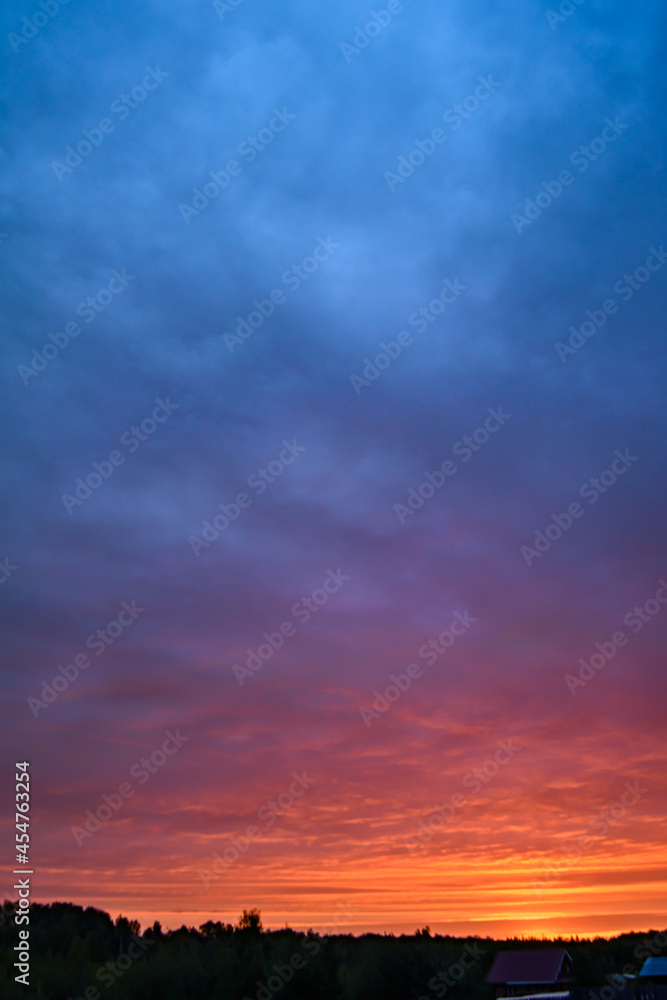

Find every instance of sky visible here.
[1,0,666,939]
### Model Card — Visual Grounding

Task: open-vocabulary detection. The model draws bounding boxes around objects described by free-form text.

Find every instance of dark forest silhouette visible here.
[1,900,665,1000]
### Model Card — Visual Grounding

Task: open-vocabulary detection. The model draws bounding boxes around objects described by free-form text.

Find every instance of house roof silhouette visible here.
[640,959,667,978]
[487,948,572,986]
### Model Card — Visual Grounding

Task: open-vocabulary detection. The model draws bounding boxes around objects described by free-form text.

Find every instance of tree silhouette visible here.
[237,908,263,932]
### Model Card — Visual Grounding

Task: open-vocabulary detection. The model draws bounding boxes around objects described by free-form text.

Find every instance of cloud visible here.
[1,0,666,936]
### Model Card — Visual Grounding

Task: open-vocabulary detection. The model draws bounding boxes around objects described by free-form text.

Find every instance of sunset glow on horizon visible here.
[19,601,667,936]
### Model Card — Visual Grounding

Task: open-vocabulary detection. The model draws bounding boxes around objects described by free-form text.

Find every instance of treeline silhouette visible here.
[0,900,665,1000]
